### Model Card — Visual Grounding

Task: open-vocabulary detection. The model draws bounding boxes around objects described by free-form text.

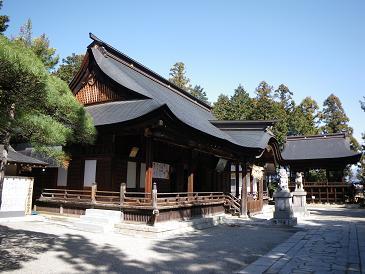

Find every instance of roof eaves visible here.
[88,33,212,111]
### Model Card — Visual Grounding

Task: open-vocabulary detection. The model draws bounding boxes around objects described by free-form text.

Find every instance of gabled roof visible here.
[210,120,276,149]
[86,100,161,126]
[8,146,48,166]
[282,133,362,167]
[73,34,282,156]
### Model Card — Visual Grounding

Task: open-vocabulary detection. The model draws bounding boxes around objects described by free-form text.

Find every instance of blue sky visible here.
[3,0,365,142]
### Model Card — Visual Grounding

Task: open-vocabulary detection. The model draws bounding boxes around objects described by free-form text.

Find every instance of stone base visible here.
[0,211,25,218]
[272,190,297,226]
[272,217,297,226]
[292,190,310,218]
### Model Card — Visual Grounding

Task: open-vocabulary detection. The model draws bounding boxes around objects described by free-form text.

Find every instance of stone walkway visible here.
[239,206,365,274]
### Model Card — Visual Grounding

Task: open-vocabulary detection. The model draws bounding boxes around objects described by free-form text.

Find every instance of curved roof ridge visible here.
[89,33,211,111]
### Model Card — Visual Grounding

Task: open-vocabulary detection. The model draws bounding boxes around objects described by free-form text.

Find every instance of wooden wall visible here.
[76,79,122,105]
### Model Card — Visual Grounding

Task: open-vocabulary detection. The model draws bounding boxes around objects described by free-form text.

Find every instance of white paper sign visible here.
[153,162,170,179]
[0,176,34,214]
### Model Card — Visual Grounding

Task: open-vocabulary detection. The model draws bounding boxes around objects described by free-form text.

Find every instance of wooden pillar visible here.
[120,183,126,206]
[250,171,254,194]
[91,183,97,204]
[319,188,321,203]
[259,176,264,200]
[188,170,194,193]
[235,163,240,198]
[187,151,195,194]
[240,163,248,217]
[145,134,153,195]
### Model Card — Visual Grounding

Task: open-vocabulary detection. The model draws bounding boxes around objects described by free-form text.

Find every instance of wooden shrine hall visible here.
[282,134,362,203]
[36,34,283,223]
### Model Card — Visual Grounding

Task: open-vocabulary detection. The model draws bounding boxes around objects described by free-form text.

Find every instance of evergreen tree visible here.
[0,0,9,34]
[249,81,288,144]
[190,85,209,104]
[320,93,359,150]
[54,53,84,83]
[0,36,95,206]
[169,62,190,90]
[274,84,294,112]
[357,99,365,182]
[17,18,32,46]
[320,93,350,134]
[212,94,232,120]
[288,97,320,136]
[230,84,252,120]
[14,19,59,71]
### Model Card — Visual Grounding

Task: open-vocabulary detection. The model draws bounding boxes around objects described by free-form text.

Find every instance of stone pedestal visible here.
[272,190,297,226]
[292,190,310,218]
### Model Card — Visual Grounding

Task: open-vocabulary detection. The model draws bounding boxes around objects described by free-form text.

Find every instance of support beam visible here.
[145,134,153,195]
[240,164,248,217]
[250,170,254,195]
[188,171,194,193]
[235,163,240,198]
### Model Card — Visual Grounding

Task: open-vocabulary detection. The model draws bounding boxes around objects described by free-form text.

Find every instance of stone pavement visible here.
[239,206,365,274]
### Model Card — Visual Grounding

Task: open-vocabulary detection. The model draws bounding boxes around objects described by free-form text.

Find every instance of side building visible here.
[282,134,362,203]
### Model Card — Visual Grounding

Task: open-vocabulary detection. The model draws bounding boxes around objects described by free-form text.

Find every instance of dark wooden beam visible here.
[144,130,153,195]
[235,163,240,198]
[240,163,248,217]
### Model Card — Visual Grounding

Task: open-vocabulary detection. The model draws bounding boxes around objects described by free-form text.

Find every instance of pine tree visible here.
[0,36,95,207]
[169,62,190,90]
[0,0,9,34]
[54,53,84,83]
[14,19,59,71]
[190,85,209,104]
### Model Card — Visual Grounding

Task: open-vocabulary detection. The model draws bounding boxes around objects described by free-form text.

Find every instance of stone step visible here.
[115,215,225,237]
[85,208,121,218]
[79,215,120,224]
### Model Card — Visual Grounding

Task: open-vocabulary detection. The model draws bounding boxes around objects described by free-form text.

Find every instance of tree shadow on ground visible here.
[148,224,299,273]
[308,207,365,220]
[0,224,147,273]
[0,221,299,274]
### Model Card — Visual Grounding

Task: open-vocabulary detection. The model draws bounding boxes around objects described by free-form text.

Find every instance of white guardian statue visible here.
[295,172,304,191]
[279,167,289,191]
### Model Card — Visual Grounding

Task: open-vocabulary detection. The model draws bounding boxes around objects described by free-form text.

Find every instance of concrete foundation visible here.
[292,190,310,218]
[272,190,297,226]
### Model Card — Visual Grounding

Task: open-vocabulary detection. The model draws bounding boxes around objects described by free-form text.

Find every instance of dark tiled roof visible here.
[210,121,275,149]
[86,100,161,126]
[79,34,281,153]
[282,133,362,162]
[90,45,243,147]
[8,147,48,166]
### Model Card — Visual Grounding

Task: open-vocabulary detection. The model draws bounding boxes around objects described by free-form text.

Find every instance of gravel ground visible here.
[0,217,297,274]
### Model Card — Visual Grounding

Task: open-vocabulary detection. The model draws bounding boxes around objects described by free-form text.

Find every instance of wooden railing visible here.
[289,181,350,187]
[39,185,225,210]
[225,193,240,214]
